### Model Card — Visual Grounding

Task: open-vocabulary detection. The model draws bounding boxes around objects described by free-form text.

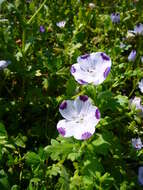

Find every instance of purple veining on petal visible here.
[81,132,92,140]
[95,109,100,119]
[101,53,110,61]
[103,67,111,78]
[77,79,88,85]
[80,54,90,59]
[70,66,76,73]
[59,101,67,110]
[79,95,88,102]
[58,127,66,136]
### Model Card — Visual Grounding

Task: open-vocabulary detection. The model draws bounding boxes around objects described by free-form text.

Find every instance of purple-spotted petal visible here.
[101,53,110,61]
[79,95,88,102]
[95,109,100,119]
[70,66,76,73]
[73,121,95,140]
[81,132,92,140]
[74,95,91,115]
[57,127,66,136]
[80,54,90,59]
[59,100,77,120]
[77,79,88,84]
[59,101,67,110]
[57,119,75,137]
[104,67,111,78]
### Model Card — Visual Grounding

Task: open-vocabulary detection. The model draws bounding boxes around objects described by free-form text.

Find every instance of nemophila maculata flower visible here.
[56,21,66,28]
[130,97,143,111]
[128,50,136,62]
[0,60,11,69]
[110,13,120,24]
[89,3,95,9]
[138,167,143,185]
[57,95,100,140]
[40,25,45,33]
[70,52,112,85]
[134,23,143,35]
[139,79,143,93]
[132,138,143,150]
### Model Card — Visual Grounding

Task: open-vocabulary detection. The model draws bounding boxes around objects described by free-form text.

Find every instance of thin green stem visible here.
[27,0,47,25]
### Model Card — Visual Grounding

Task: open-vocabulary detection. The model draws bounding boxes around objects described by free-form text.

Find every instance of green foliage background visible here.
[0,0,143,189]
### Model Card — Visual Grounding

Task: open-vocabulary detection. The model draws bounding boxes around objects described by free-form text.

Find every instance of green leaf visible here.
[25,152,41,166]
[0,170,10,190]
[0,123,7,137]
[14,134,27,148]
[92,133,111,155]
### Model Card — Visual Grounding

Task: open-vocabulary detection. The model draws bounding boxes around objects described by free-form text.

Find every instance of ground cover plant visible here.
[0,0,143,189]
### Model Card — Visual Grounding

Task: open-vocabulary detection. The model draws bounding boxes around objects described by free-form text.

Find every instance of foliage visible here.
[0,0,143,189]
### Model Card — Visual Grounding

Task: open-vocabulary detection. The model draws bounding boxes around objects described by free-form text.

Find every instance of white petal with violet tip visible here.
[73,118,96,140]
[74,95,92,115]
[57,119,76,137]
[59,100,77,120]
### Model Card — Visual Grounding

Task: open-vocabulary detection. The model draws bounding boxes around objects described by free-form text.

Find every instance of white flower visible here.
[139,79,143,93]
[70,52,112,85]
[138,167,143,185]
[0,60,11,69]
[57,95,100,140]
[120,42,126,49]
[126,30,135,39]
[132,137,143,150]
[56,21,66,28]
[89,3,95,9]
[130,97,143,111]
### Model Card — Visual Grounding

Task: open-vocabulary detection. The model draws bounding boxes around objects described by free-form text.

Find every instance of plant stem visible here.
[27,0,47,25]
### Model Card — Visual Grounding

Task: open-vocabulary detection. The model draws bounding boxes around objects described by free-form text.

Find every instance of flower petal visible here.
[70,63,93,84]
[57,119,75,137]
[73,120,96,140]
[59,100,77,120]
[73,105,100,140]
[74,95,92,114]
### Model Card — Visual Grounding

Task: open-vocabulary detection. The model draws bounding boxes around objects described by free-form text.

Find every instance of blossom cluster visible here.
[57,52,112,140]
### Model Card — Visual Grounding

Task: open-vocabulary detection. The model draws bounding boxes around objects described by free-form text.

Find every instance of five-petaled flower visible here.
[110,13,120,23]
[132,137,143,150]
[57,95,100,140]
[128,50,136,62]
[70,52,112,85]
[139,79,143,93]
[130,97,143,111]
[40,25,45,33]
[56,21,66,28]
[138,167,143,185]
[0,60,11,70]
[134,23,143,35]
